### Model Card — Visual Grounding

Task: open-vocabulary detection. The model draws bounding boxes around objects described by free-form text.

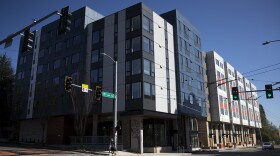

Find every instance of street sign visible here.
[82,84,88,93]
[102,91,115,99]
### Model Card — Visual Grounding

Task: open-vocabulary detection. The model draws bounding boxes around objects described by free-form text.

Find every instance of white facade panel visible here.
[153,12,168,113]
[213,53,230,123]
[225,62,241,125]
[166,22,177,114]
[236,71,249,126]
[26,30,41,119]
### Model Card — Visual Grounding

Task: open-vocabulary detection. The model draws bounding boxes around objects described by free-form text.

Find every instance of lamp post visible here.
[262,40,280,45]
[101,53,118,150]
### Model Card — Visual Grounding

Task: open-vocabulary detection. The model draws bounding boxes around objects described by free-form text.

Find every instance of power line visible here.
[242,62,280,75]
[245,67,280,78]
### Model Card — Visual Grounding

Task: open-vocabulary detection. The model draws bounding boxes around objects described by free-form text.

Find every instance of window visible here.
[132,15,140,31]
[143,59,154,77]
[184,25,189,39]
[216,59,219,66]
[72,53,80,64]
[38,49,45,58]
[132,37,141,52]
[73,35,81,45]
[71,72,79,82]
[126,61,131,76]
[92,31,100,44]
[90,69,98,83]
[126,15,140,32]
[37,65,43,74]
[189,94,194,104]
[97,69,102,82]
[90,69,102,83]
[91,49,99,63]
[132,82,141,99]
[143,16,153,33]
[143,37,154,54]
[132,59,141,75]
[144,59,150,75]
[126,37,141,53]
[53,77,59,85]
[19,56,27,65]
[53,59,60,69]
[126,84,131,100]
[55,42,63,52]
[17,71,25,80]
[144,82,151,96]
[220,62,224,69]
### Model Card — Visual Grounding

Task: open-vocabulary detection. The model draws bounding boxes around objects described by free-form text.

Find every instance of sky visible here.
[0,0,279,127]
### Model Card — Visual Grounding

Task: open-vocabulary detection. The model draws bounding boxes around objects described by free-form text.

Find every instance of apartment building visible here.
[204,51,261,148]
[13,3,182,153]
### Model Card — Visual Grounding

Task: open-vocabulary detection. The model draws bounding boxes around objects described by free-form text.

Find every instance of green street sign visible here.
[102,91,115,99]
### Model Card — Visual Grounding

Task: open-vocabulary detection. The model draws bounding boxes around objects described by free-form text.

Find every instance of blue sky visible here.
[1,0,279,127]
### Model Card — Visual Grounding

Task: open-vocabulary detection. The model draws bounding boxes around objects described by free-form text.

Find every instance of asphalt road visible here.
[0,143,280,156]
[193,146,280,156]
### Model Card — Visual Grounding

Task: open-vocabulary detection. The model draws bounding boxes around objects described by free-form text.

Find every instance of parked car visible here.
[262,142,274,150]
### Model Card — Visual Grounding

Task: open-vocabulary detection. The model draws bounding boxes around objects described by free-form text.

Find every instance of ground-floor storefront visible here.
[198,121,257,149]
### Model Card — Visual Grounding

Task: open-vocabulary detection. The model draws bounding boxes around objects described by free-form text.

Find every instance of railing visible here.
[70,136,122,145]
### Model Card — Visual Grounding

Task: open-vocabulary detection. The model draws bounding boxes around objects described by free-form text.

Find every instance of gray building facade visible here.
[161,10,206,148]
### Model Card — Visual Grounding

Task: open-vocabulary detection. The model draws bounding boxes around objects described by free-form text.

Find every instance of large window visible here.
[132,59,141,75]
[132,82,141,99]
[143,16,153,33]
[132,37,141,52]
[92,30,100,44]
[73,35,81,45]
[144,59,155,76]
[126,15,140,32]
[53,59,60,69]
[91,49,99,63]
[144,82,151,96]
[143,37,154,54]
[37,65,43,74]
[144,59,150,75]
[126,37,141,53]
[144,82,155,98]
[72,53,80,64]
[91,69,98,83]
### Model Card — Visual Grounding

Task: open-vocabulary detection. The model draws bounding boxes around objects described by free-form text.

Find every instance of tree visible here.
[256,104,279,143]
[70,80,93,150]
[0,54,14,138]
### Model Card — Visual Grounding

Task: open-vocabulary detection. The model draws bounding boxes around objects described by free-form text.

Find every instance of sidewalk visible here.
[82,151,192,156]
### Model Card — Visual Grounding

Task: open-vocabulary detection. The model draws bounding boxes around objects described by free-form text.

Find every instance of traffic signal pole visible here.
[0,9,64,47]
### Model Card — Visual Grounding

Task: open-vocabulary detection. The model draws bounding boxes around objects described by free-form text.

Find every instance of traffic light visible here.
[95,86,102,101]
[58,6,72,35]
[65,76,72,92]
[232,87,239,100]
[22,29,34,52]
[265,84,274,99]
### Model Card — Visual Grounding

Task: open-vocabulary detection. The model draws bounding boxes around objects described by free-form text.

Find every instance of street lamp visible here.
[101,53,118,150]
[262,40,280,45]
